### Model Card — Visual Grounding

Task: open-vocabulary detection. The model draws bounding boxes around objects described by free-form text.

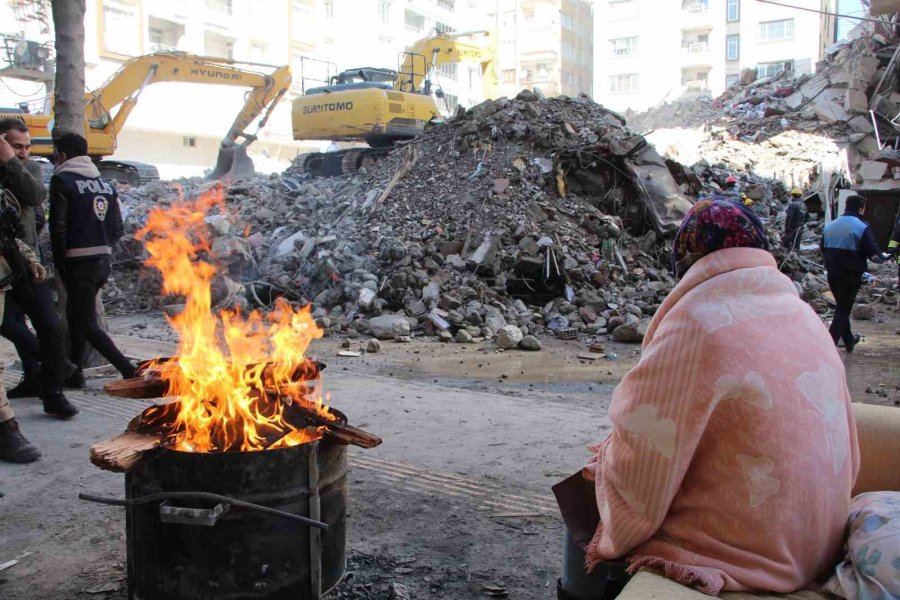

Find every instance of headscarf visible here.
[672,199,769,279]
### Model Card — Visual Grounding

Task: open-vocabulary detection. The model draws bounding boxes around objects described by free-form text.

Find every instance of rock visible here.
[445,254,466,269]
[368,314,411,340]
[518,335,542,351]
[274,230,306,258]
[483,309,508,334]
[456,329,474,343]
[389,582,411,600]
[606,315,626,332]
[496,325,524,349]
[612,321,646,343]
[366,339,382,353]
[852,304,874,320]
[438,330,453,342]
[395,335,412,343]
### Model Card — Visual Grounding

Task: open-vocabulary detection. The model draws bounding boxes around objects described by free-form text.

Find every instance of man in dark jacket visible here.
[782,188,808,251]
[50,133,134,380]
[0,119,77,417]
[821,195,884,352]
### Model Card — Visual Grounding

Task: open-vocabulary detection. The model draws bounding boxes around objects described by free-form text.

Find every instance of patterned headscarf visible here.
[672,199,769,279]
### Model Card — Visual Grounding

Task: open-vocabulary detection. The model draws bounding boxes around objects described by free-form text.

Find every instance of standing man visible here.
[49,133,135,380]
[782,188,808,252]
[0,119,77,417]
[0,196,54,461]
[821,195,884,352]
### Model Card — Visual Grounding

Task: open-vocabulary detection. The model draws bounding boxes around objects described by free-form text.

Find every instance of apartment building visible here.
[485,0,594,99]
[307,0,488,113]
[595,0,835,113]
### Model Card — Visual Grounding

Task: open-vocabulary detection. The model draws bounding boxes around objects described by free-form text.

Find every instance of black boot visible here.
[65,366,86,389]
[7,375,42,399]
[0,418,42,463]
[42,392,79,419]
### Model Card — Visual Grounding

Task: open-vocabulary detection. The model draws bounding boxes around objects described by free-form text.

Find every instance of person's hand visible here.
[29,262,45,282]
[0,134,15,164]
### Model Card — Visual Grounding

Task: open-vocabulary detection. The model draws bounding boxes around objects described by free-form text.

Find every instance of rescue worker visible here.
[782,188,808,252]
[722,175,740,200]
[821,195,884,352]
[49,133,135,381]
[0,119,77,416]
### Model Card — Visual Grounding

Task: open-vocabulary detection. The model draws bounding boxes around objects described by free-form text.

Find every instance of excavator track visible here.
[339,148,390,175]
[292,148,391,178]
[97,160,161,187]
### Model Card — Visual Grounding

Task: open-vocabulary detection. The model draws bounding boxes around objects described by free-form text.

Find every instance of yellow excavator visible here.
[291,30,496,177]
[0,52,291,184]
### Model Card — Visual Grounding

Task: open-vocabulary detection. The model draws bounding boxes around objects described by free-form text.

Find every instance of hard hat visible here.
[790,188,802,196]
[726,176,738,184]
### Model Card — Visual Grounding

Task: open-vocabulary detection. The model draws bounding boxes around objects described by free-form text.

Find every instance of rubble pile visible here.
[112,92,697,347]
[626,21,900,187]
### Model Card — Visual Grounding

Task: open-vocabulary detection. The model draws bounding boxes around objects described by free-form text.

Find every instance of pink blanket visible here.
[584,247,859,594]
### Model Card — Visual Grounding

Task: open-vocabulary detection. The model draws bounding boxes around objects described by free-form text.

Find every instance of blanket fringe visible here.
[626,555,723,596]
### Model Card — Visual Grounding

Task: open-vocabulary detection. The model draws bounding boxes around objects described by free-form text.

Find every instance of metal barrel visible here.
[125,440,347,600]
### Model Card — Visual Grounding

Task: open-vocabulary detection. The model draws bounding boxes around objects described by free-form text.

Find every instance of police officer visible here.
[49,133,135,380]
[821,195,884,352]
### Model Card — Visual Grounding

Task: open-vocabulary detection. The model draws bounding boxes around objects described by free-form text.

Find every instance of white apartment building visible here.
[308,0,489,113]
[595,0,835,113]
[485,0,594,99]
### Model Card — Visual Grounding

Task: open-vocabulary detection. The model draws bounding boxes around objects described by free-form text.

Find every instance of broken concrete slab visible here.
[849,114,875,134]
[860,160,888,181]
[844,88,869,114]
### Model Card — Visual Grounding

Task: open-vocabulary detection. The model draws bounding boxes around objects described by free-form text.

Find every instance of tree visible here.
[50,0,85,137]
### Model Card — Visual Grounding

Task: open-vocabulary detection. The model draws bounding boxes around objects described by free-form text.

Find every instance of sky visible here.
[837,0,869,39]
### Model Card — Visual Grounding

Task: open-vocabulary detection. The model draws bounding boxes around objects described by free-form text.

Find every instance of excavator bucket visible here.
[209,145,256,180]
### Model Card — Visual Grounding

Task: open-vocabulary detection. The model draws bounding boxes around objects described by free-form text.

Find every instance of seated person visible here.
[579,199,859,595]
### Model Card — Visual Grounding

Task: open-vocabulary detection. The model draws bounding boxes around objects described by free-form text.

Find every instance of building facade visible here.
[485,0,594,99]
[0,0,490,178]
[594,0,835,113]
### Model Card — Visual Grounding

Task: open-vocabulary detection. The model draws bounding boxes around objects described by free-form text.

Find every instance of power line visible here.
[755,0,893,24]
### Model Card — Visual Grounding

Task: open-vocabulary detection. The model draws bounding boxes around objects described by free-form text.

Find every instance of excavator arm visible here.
[396,31,497,100]
[82,51,292,178]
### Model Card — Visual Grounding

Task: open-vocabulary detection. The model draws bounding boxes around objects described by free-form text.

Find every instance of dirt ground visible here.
[0,297,898,599]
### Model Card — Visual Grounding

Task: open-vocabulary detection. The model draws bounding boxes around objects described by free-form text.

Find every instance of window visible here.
[438,63,457,80]
[183,137,197,148]
[378,0,391,24]
[609,73,638,94]
[249,42,268,62]
[441,93,458,112]
[561,13,574,30]
[502,69,515,83]
[757,60,794,78]
[562,42,575,60]
[682,0,708,11]
[205,0,233,15]
[725,74,740,87]
[759,19,793,41]
[610,37,638,57]
[103,1,139,55]
[436,21,454,34]
[726,34,739,60]
[726,0,739,21]
[291,1,314,44]
[324,0,333,18]
[609,0,638,21]
[437,0,455,11]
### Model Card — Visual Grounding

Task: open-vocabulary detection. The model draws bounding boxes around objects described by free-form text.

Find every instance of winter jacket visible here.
[0,157,46,251]
[584,247,858,594]
[821,209,881,275]
[49,156,123,270]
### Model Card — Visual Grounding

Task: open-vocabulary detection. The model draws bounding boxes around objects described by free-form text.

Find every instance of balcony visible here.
[683,79,711,97]
[682,42,712,66]
[681,3,713,30]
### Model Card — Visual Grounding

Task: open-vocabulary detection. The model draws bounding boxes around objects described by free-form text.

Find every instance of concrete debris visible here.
[113,94,687,346]
[496,325,524,350]
[627,20,900,185]
[366,339,383,353]
[518,335,542,351]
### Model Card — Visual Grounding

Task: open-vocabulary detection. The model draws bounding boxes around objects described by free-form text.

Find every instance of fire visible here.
[136,184,332,452]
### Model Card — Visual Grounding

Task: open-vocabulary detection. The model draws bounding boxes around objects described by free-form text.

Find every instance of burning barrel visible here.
[125,440,347,600]
[81,188,381,600]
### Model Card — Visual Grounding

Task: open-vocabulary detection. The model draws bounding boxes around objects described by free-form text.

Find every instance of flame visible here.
[136,184,332,453]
